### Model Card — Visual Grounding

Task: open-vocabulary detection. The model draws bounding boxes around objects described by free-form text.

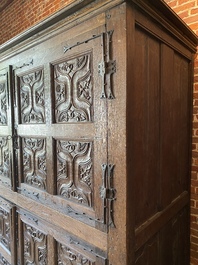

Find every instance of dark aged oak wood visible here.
[0,0,197,264]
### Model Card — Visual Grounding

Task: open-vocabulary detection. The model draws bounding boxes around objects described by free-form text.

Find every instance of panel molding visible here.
[135,191,189,251]
[0,184,107,251]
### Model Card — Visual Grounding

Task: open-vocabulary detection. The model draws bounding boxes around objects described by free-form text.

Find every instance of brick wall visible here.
[0,0,74,45]
[164,1,198,265]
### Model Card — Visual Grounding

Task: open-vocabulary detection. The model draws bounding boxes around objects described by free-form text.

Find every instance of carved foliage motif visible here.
[0,138,10,179]
[23,138,47,190]
[0,208,11,252]
[24,224,47,265]
[57,140,93,207]
[0,254,11,265]
[58,242,94,265]
[54,53,93,123]
[0,82,7,125]
[19,69,45,123]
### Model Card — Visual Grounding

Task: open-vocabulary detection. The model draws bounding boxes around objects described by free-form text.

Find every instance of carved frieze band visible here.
[0,137,10,179]
[53,52,93,123]
[0,82,7,125]
[58,242,94,265]
[0,207,11,252]
[23,223,47,265]
[22,138,47,190]
[56,140,93,207]
[18,69,45,124]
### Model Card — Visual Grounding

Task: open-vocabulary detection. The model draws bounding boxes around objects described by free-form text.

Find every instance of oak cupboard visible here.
[0,0,197,264]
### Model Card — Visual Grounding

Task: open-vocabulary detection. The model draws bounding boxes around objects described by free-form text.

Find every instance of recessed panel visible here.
[22,137,47,190]
[0,82,8,125]
[17,69,45,124]
[56,139,93,207]
[52,52,93,123]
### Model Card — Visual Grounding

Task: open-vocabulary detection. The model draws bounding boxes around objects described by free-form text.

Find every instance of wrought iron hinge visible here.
[13,59,33,70]
[6,126,19,150]
[99,30,116,99]
[100,164,116,228]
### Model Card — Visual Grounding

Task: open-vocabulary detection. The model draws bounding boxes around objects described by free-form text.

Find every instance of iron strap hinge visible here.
[99,30,116,100]
[98,60,116,77]
[100,163,116,228]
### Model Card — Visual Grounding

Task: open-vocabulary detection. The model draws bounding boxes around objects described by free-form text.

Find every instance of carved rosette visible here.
[24,224,47,265]
[0,208,11,252]
[53,53,93,123]
[57,242,93,265]
[19,69,45,123]
[0,82,7,125]
[22,138,47,190]
[0,137,10,179]
[57,140,93,207]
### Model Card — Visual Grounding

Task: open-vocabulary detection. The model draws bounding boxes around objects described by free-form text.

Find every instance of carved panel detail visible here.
[58,242,94,265]
[0,207,11,252]
[24,223,47,265]
[57,140,93,207]
[18,69,45,123]
[0,82,7,125]
[0,138,10,179]
[53,53,93,123]
[22,138,47,190]
[0,254,11,265]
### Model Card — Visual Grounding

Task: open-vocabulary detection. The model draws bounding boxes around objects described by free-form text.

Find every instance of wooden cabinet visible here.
[0,0,197,264]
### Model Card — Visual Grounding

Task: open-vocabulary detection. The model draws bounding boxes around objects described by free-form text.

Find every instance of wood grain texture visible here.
[0,184,108,251]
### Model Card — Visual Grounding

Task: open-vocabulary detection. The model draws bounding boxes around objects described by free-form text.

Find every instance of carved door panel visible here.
[0,67,14,190]
[12,24,112,263]
[18,207,106,265]
[0,198,16,265]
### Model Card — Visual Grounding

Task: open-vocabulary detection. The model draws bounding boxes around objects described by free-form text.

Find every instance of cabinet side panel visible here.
[130,5,193,264]
[160,44,191,208]
[131,26,161,228]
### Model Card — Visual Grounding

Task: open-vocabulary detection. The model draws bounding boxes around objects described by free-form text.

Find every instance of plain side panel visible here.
[134,234,159,265]
[160,44,177,209]
[160,44,191,209]
[132,26,160,228]
[176,54,191,194]
[159,206,190,265]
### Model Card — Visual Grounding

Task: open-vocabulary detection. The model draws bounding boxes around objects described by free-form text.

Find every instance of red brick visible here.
[178,0,195,5]
[173,2,196,15]
[191,7,198,15]
[191,257,198,265]
[0,0,75,44]
[185,15,198,25]
[167,0,178,8]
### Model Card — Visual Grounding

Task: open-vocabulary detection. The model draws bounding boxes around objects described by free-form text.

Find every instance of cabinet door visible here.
[0,67,14,190]
[0,198,16,265]
[10,20,109,263]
